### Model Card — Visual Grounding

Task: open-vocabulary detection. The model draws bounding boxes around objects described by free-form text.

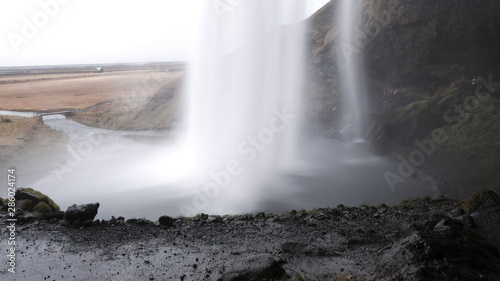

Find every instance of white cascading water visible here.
[337,0,367,140]
[22,1,437,220]
[181,1,307,213]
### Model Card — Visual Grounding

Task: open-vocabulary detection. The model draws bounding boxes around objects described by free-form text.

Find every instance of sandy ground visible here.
[0,70,183,111]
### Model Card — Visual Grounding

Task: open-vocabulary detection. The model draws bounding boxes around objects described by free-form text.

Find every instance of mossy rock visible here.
[32,202,51,214]
[16,188,60,214]
[21,199,34,211]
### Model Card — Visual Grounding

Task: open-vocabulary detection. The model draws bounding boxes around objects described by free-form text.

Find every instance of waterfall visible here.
[181,1,307,213]
[337,0,367,141]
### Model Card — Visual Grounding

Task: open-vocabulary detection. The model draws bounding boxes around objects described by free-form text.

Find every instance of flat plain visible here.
[0,64,183,111]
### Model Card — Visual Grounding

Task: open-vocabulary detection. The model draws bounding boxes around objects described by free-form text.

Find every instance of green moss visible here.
[394,197,429,208]
[186,214,203,221]
[305,208,320,216]
[32,202,51,214]
[21,199,34,211]
[431,94,500,194]
[395,100,429,123]
[17,188,60,213]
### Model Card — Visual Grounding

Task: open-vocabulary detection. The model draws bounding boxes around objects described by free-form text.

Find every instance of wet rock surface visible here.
[217,254,286,281]
[64,203,100,224]
[1,193,500,280]
[307,0,500,195]
[372,220,500,280]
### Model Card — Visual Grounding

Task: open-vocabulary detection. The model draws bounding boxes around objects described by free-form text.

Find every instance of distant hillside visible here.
[71,77,183,131]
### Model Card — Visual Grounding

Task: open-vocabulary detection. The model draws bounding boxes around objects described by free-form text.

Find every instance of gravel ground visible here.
[1,195,499,281]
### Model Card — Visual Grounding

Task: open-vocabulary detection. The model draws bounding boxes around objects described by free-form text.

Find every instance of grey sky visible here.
[0,0,328,67]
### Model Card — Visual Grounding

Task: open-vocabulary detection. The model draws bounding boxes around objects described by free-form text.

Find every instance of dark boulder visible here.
[465,191,500,251]
[159,215,175,227]
[371,220,500,281]
[217,254,286,281]
[15,188,60,215]
[64,203,100,223]
[468,191,500,213]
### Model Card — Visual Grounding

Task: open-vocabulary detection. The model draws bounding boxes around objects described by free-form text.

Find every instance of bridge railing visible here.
[33,108,76,117]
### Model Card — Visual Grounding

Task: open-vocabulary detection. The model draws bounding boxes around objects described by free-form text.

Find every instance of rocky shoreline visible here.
[1,189,500,280]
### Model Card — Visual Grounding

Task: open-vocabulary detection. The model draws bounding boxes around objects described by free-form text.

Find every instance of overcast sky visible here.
[0,0,329,67]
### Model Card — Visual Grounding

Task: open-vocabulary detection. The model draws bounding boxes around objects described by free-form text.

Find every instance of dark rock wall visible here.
[306,0,500,195]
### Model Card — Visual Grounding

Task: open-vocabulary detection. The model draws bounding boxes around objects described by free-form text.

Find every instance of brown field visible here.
[0,69,183,111]
[0,63,184,163]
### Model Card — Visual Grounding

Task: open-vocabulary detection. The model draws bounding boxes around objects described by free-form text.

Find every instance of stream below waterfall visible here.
[2,110,438,219]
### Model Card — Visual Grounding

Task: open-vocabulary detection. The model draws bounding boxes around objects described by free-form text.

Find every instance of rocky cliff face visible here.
[307,0,500,195]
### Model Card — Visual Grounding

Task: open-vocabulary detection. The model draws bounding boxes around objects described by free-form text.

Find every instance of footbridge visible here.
[33,108,78,117]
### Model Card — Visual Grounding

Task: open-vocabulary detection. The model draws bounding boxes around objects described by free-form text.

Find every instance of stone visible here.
[347,230,384,247]
[450,207,465,217]
[468,191,500,213]
[206,216,222,223]
[15,188,60,214]
[17,213,37,224]
[217,254,286,281]
[282,242,340,257]
[432,193,446,202]
[81,220,93,227]
[32,202,51,214]
[64,203,100,223]
[159,215,175,227]
[254,212,266,220]
[433,218,463,232]
[371,226,500,281]
[126,218,139,224]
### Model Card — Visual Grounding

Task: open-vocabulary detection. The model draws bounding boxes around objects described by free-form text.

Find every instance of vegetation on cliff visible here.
[307,0,500,195]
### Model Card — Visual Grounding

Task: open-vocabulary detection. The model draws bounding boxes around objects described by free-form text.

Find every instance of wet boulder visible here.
[466,191,500,251]
[158,215,175,227]
[64,203,100,224]
[467,191,500,213]
[218,254,286,281]
[15,187,60,215]
[371,221,500,281]
[282,242,340,257]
